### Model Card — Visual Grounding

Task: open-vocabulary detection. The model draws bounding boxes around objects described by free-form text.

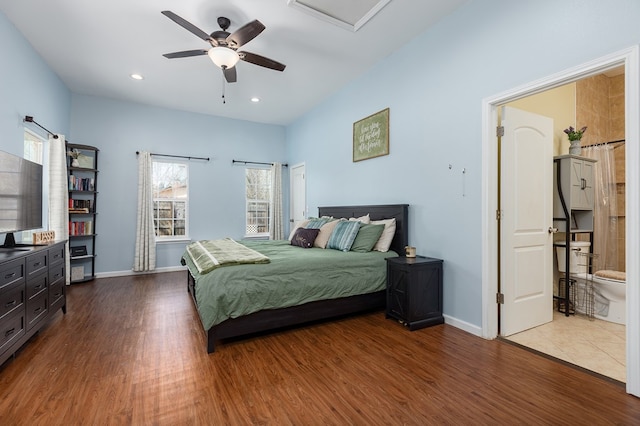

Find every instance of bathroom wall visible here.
[507,84,576,156]
[577,73,626,272]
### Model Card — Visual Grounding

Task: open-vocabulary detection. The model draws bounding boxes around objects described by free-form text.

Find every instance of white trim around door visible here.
[481,45,640,397]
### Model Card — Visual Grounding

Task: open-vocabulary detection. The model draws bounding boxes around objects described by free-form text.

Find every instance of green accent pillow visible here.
[327,220,361,252]
[350,223,385,252]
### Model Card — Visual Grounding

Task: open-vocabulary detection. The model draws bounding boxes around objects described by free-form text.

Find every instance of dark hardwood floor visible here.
[1,271,639,425]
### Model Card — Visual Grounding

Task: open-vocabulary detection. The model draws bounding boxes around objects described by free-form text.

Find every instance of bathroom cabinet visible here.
[386,256,444,330]
[553,155,596,315]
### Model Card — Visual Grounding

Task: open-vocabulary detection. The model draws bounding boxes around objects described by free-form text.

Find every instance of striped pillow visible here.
[327,220,362,252]
[305,218,330,229]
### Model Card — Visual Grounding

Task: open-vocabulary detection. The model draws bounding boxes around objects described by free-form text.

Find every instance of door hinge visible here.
[496,292,504,304]
[496,126,504,137]
[496,210,503,220]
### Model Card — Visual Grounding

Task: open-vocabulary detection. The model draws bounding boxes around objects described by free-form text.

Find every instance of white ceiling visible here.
[1,0,467,125]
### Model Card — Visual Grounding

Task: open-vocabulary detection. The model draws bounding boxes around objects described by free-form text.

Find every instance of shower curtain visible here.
[582,145,618,271]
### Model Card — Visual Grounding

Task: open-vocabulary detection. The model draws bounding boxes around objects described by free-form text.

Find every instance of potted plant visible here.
[563,125,587,155]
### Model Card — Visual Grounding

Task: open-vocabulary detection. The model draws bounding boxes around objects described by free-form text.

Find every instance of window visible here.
[152,160,188,240]
[23,130,45,241]
[24,130,44,164]
[245,168,272,237]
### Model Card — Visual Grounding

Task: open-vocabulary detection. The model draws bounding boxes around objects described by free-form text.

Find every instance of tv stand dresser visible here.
[0,241,66,367]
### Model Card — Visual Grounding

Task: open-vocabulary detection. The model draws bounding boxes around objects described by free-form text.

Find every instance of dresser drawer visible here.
[26,292,48,330]
[26,252,48,277]
[49,279,65,310]
[0,258,25,291]
[26,272,48,300]
[49,244,65,266]
[0,310,25,354]
[0,281,25,322]
[49,262,65,286]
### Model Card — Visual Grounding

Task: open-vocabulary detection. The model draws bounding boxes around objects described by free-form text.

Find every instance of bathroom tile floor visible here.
[506,311,626,383]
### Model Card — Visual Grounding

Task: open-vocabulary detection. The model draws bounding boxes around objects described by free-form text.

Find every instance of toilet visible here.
[555,242,626,325]
[572,271,626,324]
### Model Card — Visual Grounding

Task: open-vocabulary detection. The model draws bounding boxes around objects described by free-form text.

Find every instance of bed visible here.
[183,204,409,352]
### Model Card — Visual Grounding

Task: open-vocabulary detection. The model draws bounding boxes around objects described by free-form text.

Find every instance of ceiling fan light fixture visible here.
[208,47,240,69]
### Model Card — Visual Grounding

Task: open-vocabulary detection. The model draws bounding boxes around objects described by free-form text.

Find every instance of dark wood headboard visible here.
[317,204,409,255]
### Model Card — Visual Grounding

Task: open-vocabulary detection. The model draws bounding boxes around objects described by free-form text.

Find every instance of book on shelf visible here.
[68,220,93,236]
[68,175,95,191]
[68,199,92,212]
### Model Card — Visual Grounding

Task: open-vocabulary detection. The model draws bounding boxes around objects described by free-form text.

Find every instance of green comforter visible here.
[181,240,397,330]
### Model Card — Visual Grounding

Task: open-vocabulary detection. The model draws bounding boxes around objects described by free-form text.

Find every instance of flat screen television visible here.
[0,150,43,247]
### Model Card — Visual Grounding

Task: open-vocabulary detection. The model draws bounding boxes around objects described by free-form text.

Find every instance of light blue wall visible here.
[286,0,640,327]
[70,95,286,274]
[0,11,70,156]
[0,11,71,244]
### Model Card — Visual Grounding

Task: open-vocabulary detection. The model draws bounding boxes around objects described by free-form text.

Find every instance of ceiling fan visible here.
[161,11,286,84]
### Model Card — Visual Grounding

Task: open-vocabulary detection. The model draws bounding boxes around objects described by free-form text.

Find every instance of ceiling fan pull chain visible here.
[221,70,226,104]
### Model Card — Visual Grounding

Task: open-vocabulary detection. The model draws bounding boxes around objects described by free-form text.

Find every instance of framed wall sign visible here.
[353,108,389,162]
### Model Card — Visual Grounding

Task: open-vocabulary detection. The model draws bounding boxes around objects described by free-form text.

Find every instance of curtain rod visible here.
[23,116,58,139]
[584,138,625,147]
[232,159,288,167]
[136,151,209,161]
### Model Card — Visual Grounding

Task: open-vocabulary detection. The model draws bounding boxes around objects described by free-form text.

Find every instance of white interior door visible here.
[289,163,306,233]
[500,106,554,336]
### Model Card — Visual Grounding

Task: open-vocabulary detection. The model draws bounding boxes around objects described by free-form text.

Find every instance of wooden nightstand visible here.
[385,256,444,330]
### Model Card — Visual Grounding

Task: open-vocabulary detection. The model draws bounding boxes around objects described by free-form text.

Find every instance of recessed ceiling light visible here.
[130,74,144,80]
[250,97,260,103]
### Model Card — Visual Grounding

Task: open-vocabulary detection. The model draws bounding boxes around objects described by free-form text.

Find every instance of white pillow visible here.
[348,214,371,224]
[371,218,396,252]
[288,219,310,241]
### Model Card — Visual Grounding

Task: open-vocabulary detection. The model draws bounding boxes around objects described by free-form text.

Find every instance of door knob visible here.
[548,227,558,234]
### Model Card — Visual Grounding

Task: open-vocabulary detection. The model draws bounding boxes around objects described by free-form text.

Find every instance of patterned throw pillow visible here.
[327,220,362,252]
[305,217,330,229]
[290,228,320,248]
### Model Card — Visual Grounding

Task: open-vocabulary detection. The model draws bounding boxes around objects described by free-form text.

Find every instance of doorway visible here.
[481,46,640,396]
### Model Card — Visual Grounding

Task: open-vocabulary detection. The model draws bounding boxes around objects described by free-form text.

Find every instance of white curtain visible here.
[269,162,284,240]
[133,151,156,272]
[48,135,70,284]
[582,145,619,271]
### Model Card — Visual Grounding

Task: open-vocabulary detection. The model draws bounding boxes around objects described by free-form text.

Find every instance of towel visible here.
[594,270,626,281]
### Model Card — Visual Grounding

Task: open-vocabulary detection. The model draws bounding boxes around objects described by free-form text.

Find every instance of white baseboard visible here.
[444,314,483,338]
[95,265,187,279]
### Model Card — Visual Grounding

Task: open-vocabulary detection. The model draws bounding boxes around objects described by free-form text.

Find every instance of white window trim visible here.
[152,159,190,241]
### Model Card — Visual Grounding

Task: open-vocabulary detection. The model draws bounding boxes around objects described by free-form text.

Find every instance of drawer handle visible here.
[5,300,16,308]
[34,284,42,290]
[4,272,16,279]
[34,307,41,313]
[33,262,41,267]
[53,291,62,298]
[5,327,15,337]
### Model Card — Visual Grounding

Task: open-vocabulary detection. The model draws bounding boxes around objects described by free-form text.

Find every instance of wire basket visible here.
[574,251,599,320]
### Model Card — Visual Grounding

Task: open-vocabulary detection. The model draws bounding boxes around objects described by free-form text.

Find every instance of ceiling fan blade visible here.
[161,11,215,44]
[239,51,286,72]
[223,66,237,83]
[163,49,209,59]
[226,20,265,48]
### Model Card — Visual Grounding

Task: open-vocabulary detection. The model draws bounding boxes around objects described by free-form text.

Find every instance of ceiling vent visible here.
[287,0,391,32]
